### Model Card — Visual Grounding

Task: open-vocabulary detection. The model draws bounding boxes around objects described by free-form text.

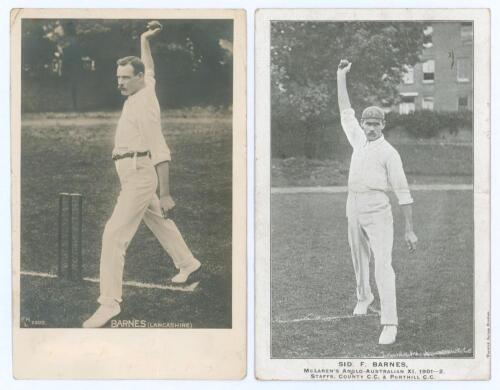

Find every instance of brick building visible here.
[396,22,473,113]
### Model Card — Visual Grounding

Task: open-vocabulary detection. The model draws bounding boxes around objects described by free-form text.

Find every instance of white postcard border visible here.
[11,8,247,379]
[255,8,490,381]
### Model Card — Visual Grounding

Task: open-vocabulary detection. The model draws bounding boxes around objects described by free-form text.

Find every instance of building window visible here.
[460,22,473,43]
[422,60,435,83]
[458,96,469,111]
[399,95,416,114]
[422,96,434,111]
[423,25,433,48]
[402,65,414,84]
[456,58,471,82]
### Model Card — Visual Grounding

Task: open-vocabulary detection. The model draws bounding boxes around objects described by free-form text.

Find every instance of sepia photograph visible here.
[19,17,233,329]
[256,8,490,380]
[12,8,246,379]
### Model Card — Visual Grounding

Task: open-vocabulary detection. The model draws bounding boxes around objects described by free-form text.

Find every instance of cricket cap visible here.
[361,106,385,121]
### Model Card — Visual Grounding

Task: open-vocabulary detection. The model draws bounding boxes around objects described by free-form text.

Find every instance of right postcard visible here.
[255,8,490,381]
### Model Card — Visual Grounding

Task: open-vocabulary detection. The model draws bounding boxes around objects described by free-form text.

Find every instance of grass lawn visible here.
[270,190,474,358]
[20,111,232,328]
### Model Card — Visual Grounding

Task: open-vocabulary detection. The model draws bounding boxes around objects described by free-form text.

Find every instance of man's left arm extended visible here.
[156,161,175,218]
[387,152,418,252]
[401,204,418,253]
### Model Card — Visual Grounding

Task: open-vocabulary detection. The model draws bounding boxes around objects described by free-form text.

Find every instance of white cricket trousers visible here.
[98,156,197,306]
[346,191,398,326]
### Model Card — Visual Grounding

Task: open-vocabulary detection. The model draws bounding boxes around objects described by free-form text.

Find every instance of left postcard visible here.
[11,8,246,379]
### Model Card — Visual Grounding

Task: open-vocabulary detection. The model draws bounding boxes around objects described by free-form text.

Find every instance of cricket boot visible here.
[353,294,374,315]
[82,302,121,328]
[379,325,398,345]
[171,259,201,284]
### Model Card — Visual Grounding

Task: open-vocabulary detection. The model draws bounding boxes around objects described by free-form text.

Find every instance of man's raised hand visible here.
[142,21,163,40]
[337,59,352,75]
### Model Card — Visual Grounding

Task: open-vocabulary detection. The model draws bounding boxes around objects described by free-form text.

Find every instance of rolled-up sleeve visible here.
[137,96,171,165]
[340,108,366,148]
[149,129,172,166]
[387,151,413,205]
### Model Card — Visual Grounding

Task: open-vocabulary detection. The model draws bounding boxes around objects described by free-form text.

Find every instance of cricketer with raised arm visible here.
[83,21,201,328]
[336,59,418,345]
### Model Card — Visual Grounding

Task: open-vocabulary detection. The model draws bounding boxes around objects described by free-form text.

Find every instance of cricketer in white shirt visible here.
[113,72,171,166]
[83,23,200,328]
[336,59,418,345]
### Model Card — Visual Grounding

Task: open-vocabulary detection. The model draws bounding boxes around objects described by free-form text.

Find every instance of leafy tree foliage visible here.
[271,21,425,157]
[272,21,425,115]
[22,19,233,111]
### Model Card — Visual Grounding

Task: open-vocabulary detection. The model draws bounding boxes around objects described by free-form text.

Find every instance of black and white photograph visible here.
[255,8,490,380]
[11,8,246,379]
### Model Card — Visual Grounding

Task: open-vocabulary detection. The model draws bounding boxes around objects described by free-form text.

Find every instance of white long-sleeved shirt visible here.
[340,108,413,205]
[113,72,171,166]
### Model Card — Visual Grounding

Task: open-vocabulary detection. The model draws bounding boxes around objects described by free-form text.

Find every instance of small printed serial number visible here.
[21,317,47,326]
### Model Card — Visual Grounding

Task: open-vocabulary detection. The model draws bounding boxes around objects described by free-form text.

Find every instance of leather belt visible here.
[112,151,151,161]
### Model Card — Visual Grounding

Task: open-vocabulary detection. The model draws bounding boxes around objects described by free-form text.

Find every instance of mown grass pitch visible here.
[271,190,473,358]
[20,111,232,328]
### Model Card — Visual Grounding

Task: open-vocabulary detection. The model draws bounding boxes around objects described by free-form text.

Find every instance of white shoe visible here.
[82,303,121,328]
[171,259,201,284]
[379,325,398,345]
[353,294,374,315]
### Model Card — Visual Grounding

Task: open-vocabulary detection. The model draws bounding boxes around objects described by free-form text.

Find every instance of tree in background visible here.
[43,21,84,110]
[271,21,425,158]
[21,19,233,112]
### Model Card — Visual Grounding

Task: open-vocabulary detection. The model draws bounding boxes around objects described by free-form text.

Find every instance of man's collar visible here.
[127,83,147,98]
[365,134,385,147]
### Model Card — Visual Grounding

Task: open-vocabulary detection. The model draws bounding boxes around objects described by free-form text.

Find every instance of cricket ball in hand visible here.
[338,59,350,69]
[147,21,163,31]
